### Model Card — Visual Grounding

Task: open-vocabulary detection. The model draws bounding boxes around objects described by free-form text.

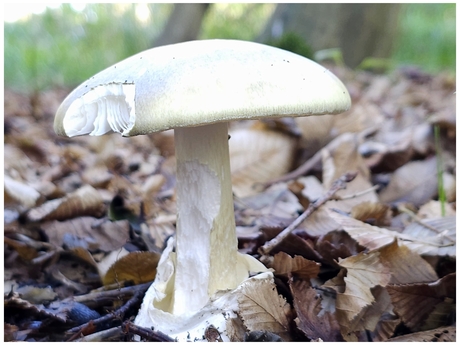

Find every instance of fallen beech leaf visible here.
[350,286,395,340]
[328,211,397,250]
[401,216,456,257]
[387,273,456,330]
[351,201,392,226]
[70,247,99,270]
[229,126,296,197]
[321,132,378,207]
[329,211,456,257]
[4,175,41,209]
[386,325,456,342]
[379,240,438,284]
[4,237,39,261]
[102,251,160,286]
[316,230,360,266]
[27,185,104,222]
[369,313,400,342]
[271,252,320,280]
[5,293,70,322]
[379,157,438,206]
[238,277,292,341]
[97,247,130,278]
[41,217,130,252]
[295,114,335,158]
[417,200,456,218]
[334,251,391,339]
[290,279,343,341]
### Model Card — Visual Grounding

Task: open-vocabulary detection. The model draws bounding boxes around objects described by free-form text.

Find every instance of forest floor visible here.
[4,64,456,341]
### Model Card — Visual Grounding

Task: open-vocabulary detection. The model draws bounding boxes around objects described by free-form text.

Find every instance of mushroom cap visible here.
[54,39,351,137]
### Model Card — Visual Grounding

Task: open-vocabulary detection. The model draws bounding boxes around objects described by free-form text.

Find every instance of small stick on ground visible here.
[73,281,152,306]
[262,128,377,189]
[67,288,146,336]
[259,171,357,256]
[123,320,175,342]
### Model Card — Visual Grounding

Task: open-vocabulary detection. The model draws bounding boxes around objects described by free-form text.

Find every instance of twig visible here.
[258,172,357,256]
[67,288,146,336]
[398,205,455,242]
[72,326,121,342]
[262,144,323,187]
[123,320,175,342]
[73,281,152,305]
[338,185,379,200]
[262,128,377,189]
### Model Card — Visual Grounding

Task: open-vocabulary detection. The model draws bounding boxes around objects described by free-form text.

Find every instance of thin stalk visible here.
[434,124,446,216]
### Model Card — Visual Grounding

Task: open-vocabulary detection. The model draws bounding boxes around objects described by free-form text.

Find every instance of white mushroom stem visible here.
[173,122,239,315]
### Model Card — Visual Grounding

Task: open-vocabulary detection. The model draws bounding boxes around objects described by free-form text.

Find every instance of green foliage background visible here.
[4,3,456,92]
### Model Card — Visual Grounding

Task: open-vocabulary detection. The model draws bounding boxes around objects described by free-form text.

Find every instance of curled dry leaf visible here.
[387,273,455,331]
[290,279,343,341]
[27,185,104,222]
[350,285,395,340]
[229,126,296,197]
[41,217,130,252]
[333,251,391,340]
[271,252,320,280]
[102,251,161,286]
[316,230,360,267]
[238,276,292,341]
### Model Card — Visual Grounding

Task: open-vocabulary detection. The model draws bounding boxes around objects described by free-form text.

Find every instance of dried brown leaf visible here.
[330,211,456,258]
[401,216,456,257]
[379,157,438,206]
[5,293,71,322]
[328,211,397,250]
[369,313,401,342]
[386,325,456,342]
[379,240,438,284]
[238,277,292,341]
[316,230,360,266]
[271,252,320,280]
[351,201,392,226]
[41,217,130,252]
[229,126,296,197]
[27,185,104,222]
[322,132,377,207]
[335,251,391,339]
[290,279,343,341]
[102,251,160,286]
[4,237,39,261]
[417,200,456,219]
[4,175,41,209]
[387,273,456,330]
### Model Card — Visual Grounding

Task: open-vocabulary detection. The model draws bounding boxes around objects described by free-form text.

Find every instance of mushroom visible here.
[54,39,351,340]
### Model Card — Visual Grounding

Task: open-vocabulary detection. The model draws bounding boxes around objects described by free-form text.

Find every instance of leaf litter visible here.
[3,65,455,341]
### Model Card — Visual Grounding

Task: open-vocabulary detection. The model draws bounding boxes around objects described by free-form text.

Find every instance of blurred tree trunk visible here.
[153,3,210,47]
[258,3,401,68]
